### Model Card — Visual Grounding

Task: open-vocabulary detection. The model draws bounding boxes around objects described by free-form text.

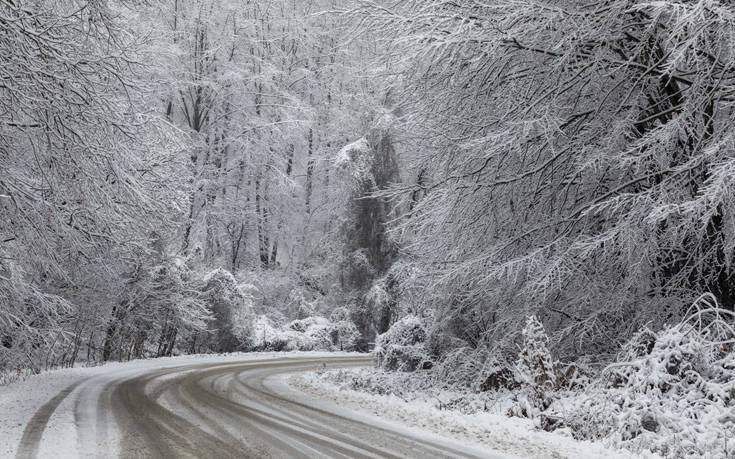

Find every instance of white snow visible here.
[271,373,515,459]
[286,371,652,459]
[0,367,86,458]
[334,137,370,168]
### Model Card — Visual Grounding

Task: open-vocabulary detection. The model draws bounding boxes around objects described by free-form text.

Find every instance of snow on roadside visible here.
[0,367,86,458]
[0,351,358,458]
[285,370,651,459]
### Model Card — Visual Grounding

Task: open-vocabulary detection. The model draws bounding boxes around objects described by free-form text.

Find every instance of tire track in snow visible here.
[113,366,253,458]
[15,381,83,459]
[16,356,506,458]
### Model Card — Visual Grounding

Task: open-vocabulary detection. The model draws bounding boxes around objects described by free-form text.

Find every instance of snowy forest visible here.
[2,0,735,457]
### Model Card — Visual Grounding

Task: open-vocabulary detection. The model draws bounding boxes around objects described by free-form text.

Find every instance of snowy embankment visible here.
[285,370,643,459]
[0,351,355,458]
[304,296,734,459]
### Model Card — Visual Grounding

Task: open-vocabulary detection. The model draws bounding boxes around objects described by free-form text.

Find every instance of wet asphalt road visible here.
[16,356,498,458]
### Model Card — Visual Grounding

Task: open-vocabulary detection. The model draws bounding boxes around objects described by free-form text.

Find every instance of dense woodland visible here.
[2,0,735,384]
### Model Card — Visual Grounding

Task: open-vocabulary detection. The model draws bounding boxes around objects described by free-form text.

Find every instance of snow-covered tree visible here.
[352,0,735,359]
[200,268,254,352]
[0,0,187,370]
[513,315,556,416]
[334,113,402,346]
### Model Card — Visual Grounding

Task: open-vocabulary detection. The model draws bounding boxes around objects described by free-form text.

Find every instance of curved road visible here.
[16,356,500,458]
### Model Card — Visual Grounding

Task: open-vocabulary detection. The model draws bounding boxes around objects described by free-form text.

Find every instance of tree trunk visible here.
[305,129,314,215]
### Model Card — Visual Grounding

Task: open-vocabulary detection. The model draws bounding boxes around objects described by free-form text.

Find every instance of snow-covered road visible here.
[6,354,507,458]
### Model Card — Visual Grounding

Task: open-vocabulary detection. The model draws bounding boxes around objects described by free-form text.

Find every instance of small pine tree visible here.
[517,315,556,389]
[514,315,556,416]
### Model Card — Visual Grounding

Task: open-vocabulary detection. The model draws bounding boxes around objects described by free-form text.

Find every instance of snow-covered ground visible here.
[285,370,650,459]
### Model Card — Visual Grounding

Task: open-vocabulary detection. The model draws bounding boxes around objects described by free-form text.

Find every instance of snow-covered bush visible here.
[287,317,332,350]
[201,269,254,352]
[510,315,557,417]
[516,316,556,389]
[432,346,492,390]
[250,315,313,351]
[567,294,735,458]
[380,345,429,372]
[326,307,362,350]
[374,315,432,372]
[347,298,373,351]
[329,319,361,351]
[376,315,427,348]
[249,314,360,352]
[289,316,362,351]
[250,315,288,351]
